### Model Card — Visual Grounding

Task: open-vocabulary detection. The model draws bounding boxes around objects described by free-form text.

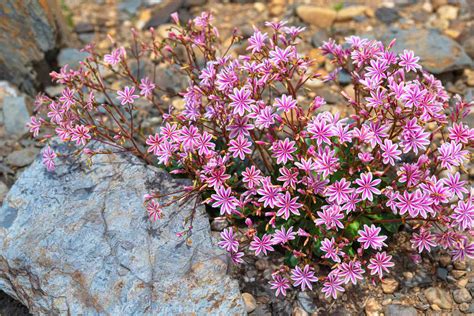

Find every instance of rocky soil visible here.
[0,0,473,315]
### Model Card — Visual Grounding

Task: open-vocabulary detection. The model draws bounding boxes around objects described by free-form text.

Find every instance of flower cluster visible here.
[30,13,473,300]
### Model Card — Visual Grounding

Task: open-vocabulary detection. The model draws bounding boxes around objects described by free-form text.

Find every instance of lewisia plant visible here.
[29,12,473,299]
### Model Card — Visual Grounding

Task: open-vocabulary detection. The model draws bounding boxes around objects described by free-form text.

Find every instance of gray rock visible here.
[297,291,318,313]
[74,22,94,34]
[0,182,8,203]
[57,48,89,69]
[242,292,256,313]
[0,81,19,125]
[144,0,184,29]
[453,288,472,304]
[78,33,95,44]
[403,269,432,287]
[311,30,329,48]
[0,143,245,315]
[375,7,400,24]
[338,70,352,85]
[5,147,39,168]
[453,260,467,270]
[0,1,70,94]
[210,217,229,231]
[466,303,474,313]
[462,36,474,60]
[144,0,163,4]
[423,287,453,309]
[378,28,473,74]
[384,304,417,316]
[118,0,142,15]
[183,0,206,7]
[44,85,65,97]
[2,96,30,137]
[437,267,448,281]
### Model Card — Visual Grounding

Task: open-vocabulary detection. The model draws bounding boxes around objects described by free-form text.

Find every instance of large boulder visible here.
[378,28,472,74]
[0,0,71,94]
[0,143,245,315]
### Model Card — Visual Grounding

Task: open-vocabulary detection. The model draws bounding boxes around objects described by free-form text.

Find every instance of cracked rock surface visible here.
[0,144,245,315]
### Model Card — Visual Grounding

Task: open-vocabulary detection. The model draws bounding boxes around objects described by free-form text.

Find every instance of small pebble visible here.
[242,292,256,313]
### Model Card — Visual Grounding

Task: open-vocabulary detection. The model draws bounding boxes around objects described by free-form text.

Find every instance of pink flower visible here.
[421,176,449,205]
[295,158,316,173]
[247,29,268,53]
[254,106,276,129]
[448,122,471,144]
[443,172,468,200]
[269,275,291,297]
[365,59,387,82]
[358,152,374,163]
[338,260,364,285]
[271,138,296,164]
[322,273,344,299]
[229,87,254,116]
[396,190,432,218]
[47,101,64,124]
[27,116,42,137]
[229,135,252,160]
[438,141,469,170]
[398,49,421,73]
[227,116,254,138]
[357,224,387,250]
[139,77,156,97]
[277,167,299,189]
[230,251,245,264]
[315,205,344,230]
[451,239,474,261]
[195,132,215,156]
[275,192,302,220]
[104,47,125,65]
[179,125,200,150]
[242,166,262,189]
[117,86,139,105]
[291,265,318,291]
[71,125,91,146]
[366,87,386,108]
[59,88,75,109]
[257,179,281,208]
[272,226,296,245]
[342,193,362,213]
[250,234,274,256]
[42,146,57,171]
[218,228,239,252]
[269,46,294,64]
[146,133,161,155]
[380,139,401,166]
[307,119,334,146]
[411,228,436,253]
[355,172,381,201]
[451,199,474,231]
[160,123,180,142]
[146,200,163,221]
[367,252,394,278]
[314,148,339,178]
[320,237,343,263]
[274,94,297,112]
[325,178,353,204]
[400,128,430,154]
[211,186,238,215]
[155,141,177,165]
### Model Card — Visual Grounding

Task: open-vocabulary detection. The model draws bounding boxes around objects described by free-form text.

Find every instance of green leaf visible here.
[285,255,299,268]
[345,221,361,239]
